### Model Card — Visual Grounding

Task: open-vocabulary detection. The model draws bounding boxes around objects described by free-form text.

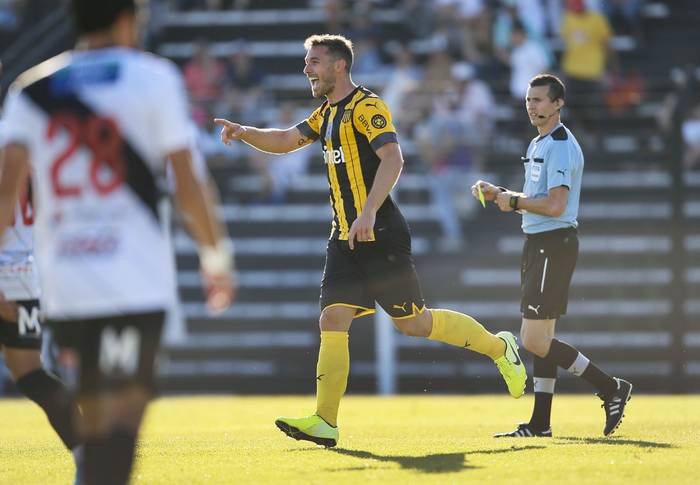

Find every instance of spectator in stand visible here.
[344,7,384,76]
[560,0,616,139]
[421,48,454,99]
[183,40,226,107]
[397,0,436,40]
[322,0,346,35]
[175,0,205,10]
[429,0,484,61]
[601,0,645,38]
[436,0,489,55]
[682,105,700,170]
[381,43,423,138]
[265,102,312,203]
[543,0,564,38]
[506,21,551,101]
[175,0,250,9]
[416,62,495,251]
[513,0,547,40]
[352,36,384,76]
[656,65,700,171]
[493,0,550,51]
[224,42,265,124]
[0,0,20,32]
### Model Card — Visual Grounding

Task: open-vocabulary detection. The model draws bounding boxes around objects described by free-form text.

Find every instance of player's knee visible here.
[319,308,353,332]
[393,319,417,336]
[521,332,550,357]
[3,348,42,381]
[392,312,430,337]
[100,386,151,433]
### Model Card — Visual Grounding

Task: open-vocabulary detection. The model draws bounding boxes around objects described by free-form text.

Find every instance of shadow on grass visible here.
[317,445,546,474]
[555,436,676,449]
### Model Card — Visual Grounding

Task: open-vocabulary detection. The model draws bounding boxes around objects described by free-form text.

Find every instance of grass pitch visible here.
[0,394,697,484]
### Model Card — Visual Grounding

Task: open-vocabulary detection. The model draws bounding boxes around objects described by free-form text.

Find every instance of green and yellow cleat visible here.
[494,331,527,398]
[275,414,339,448]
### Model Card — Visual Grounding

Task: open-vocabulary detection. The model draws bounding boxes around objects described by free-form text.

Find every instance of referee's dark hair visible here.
[529,74,566,103]
[72,0,136,34]
[304,34,354,73]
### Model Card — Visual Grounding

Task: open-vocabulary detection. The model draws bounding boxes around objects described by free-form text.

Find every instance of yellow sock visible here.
[428,308,505,360]
[315,331,349,427]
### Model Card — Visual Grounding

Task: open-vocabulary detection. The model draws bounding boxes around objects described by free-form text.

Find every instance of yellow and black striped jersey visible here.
[296,86,400,240]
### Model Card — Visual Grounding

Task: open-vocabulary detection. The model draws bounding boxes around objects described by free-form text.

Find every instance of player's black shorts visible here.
[320,215,426,320]
[521,227,578,320]
[49,311,164,394]
[0,299,42,350]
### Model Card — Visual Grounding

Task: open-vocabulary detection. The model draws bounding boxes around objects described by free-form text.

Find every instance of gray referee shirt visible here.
[521,123,584,234]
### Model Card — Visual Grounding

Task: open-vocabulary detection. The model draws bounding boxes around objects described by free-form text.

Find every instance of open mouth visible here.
[309,77,319,88]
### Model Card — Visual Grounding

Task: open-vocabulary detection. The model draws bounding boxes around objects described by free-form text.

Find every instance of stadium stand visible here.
[0,0,698,394]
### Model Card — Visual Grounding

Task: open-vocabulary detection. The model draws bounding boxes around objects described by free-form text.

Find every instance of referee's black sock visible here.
[83,427,137,485]
[529,356,557,431]
[15,368,81,450]
[545,339,618,397]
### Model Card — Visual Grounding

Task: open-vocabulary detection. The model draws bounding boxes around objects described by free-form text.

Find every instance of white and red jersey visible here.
[0,180,40,301]
[1,47,194,319]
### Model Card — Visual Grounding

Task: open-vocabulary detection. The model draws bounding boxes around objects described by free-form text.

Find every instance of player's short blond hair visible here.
[304,34,354,72]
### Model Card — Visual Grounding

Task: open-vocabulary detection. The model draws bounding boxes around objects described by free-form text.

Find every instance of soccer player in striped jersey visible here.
[216,34,526,448]
[0,1,234,483]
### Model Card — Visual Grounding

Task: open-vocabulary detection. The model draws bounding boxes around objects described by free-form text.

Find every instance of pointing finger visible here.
[213,118,236,128]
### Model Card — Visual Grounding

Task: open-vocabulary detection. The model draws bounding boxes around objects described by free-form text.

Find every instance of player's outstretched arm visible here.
[0,143,29,236]
[168,148,235,313]
[214,119,313,155]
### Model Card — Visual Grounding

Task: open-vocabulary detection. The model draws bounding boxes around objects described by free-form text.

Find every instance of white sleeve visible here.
[1,88,39,148]
[150,61,192,156]
[165,122,209,193]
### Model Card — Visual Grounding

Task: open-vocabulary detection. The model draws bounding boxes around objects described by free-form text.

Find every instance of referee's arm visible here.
[495,186,568,217]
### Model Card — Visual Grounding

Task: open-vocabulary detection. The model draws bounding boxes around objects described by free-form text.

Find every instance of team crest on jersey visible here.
[371,114,387,129]
[341,109,353,123]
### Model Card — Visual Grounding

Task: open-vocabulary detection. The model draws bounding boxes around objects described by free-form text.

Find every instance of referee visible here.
[472,74,632,437]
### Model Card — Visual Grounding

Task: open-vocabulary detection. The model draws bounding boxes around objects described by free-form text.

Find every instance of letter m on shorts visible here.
[18,306,41,336]
[99,327,141,375]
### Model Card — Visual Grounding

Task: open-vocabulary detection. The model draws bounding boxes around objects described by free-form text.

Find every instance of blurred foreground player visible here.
[0,166,83,472]
[472,74,632,438]
[0,1,234,483]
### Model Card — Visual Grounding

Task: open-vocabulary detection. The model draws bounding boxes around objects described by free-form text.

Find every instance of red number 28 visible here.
[46,114,126,197]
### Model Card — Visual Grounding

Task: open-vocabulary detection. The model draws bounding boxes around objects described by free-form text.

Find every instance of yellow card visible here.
[477,185,486,208]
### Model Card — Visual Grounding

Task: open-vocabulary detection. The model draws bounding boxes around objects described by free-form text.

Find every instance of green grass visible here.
[1,395,697,484]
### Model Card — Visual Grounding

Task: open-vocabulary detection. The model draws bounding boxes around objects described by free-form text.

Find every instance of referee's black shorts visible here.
[320,215,426,320]
[521,227,578,320]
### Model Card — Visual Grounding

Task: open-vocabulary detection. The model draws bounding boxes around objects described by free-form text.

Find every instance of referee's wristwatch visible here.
[509,195,520,210]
